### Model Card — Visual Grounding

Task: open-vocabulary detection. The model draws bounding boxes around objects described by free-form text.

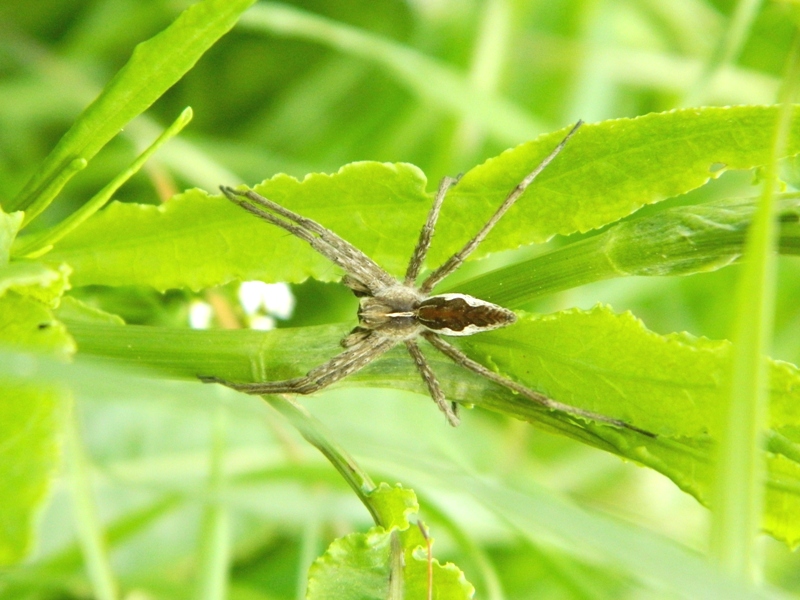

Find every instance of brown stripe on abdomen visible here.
[416,294,516,334]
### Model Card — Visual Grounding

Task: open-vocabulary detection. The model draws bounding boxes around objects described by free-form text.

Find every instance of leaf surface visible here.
[46,107,800,291]
[0,292,72,565]
[0,381,65,566]
[306,484,473,599]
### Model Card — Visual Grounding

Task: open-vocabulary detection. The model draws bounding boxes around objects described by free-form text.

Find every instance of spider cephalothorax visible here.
[202,122,650,436]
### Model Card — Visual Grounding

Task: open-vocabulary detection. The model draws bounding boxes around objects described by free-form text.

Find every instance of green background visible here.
[2,1,800,599]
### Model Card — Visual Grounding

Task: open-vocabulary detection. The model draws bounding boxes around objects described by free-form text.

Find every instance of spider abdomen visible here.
[416,293,516,336]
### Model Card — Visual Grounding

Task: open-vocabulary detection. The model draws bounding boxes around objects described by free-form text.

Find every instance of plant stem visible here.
[265,395,386,525]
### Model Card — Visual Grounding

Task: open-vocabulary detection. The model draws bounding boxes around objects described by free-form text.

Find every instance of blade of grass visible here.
[0,30,241,191]
[193,403,230,600]
[683,0,765,106]
[450,0,512,163]
[710,35,800,578]
[13,107,193,259]
[66,404,119,600]
[238,2,544,144]
[7,0,254,225]
[456,474,785,600]
[297,494,322,600]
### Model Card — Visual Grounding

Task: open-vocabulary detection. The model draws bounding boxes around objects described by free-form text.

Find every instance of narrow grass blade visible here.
[13,107,193,259]
[7,0,254,224]
[238,3,543,144]
[710,37,800,578]
[66,406,119,600]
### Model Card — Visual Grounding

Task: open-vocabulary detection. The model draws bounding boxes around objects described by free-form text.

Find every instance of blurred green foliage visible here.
[2,0,800,599]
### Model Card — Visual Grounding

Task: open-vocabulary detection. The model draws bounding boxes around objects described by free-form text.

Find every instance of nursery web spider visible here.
[203,121,649,435]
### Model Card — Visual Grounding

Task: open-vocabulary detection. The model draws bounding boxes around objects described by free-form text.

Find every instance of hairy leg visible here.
[404,175,460,285]
[421,121,583,293]
[202,333,397,395]
[405,340,460,426]
[220,186,396,293]
[422,331,654,436]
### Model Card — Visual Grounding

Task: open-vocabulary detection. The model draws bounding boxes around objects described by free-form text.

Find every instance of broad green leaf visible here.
[0,244,74,565]
[0,210,23,265]
[307,484,473,600]
[458,305,800,439]
[0,381,66,566]
[0,293,75,358]
[47,164,430,290]
[0,282,73,567]
[46,107,800,292]
[6,0,255,222]
[306,528,398,600]
[434,106,800,259]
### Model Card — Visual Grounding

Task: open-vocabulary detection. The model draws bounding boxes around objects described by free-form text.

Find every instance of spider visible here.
[202,121,650,436]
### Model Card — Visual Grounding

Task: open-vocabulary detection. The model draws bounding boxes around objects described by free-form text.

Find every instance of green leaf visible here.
[435,106,800,258]
[306,484,474,600]
[0,261,73,568]
[457,305,800,439]
[367,483,418,530]
[0,380,67,566]
[0,293,75,357]
[48,164,431,290]
[306,528,397,600]
[0,238,74,566]
[6,0,255,222]
[46,107,800,292]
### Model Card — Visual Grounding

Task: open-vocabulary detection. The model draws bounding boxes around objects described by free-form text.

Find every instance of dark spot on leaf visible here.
[38,323,50,330]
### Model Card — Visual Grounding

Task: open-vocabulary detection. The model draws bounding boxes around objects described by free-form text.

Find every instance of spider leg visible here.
[404,175,460,285]
[420,121,583,293]
[220,186,396,293]
[201,333,397,395]
[422,332,654,437]
[405,340,460,426]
